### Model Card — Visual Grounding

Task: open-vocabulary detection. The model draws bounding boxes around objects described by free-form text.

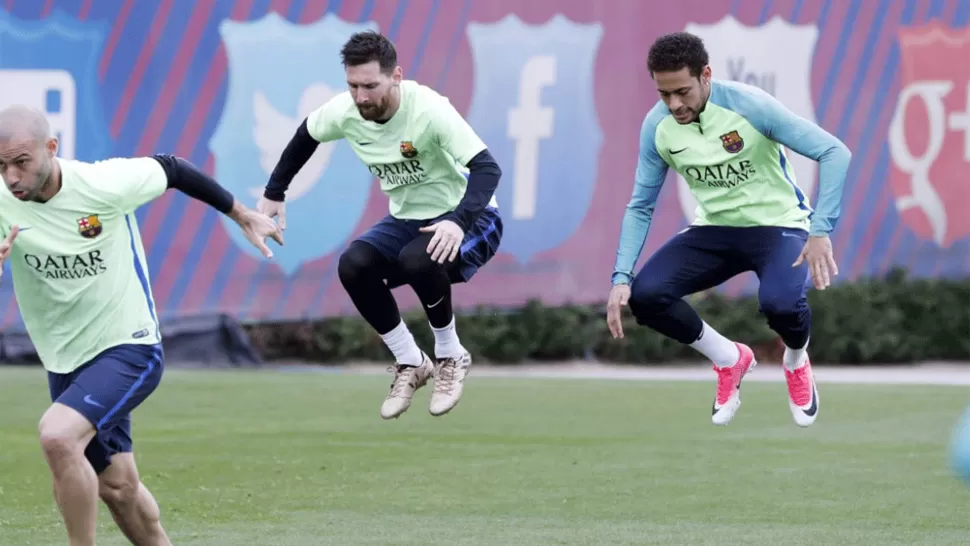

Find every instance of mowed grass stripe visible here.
[0,368,967,545]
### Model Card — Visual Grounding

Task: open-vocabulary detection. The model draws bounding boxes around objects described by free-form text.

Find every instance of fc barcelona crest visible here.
[720,130,744,153]
[77,215,102,238]
[400,141,418,158]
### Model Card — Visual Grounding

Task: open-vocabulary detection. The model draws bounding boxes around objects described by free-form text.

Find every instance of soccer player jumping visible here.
[258,31,502,420]
[607,32,851,427]
[0,105,282,546]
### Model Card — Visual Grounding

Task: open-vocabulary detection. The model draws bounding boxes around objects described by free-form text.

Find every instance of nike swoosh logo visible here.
[801,383,818,417]
[669,148,688,154]
[83,394,105,408]
[357,141,373,146]
[426,296,445,309]
[781,232,804,238]
[712,379,745,414]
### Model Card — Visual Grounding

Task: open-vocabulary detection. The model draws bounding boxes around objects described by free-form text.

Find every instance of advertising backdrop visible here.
[0,0,967,327]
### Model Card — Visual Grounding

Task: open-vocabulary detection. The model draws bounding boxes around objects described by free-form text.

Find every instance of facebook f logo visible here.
[466,15,603,264]
[508,56,556,220]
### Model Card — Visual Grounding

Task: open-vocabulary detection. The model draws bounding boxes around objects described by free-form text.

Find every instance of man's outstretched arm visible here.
[151,154,283,257]
[262,119,319,202]
[257,98,345,228]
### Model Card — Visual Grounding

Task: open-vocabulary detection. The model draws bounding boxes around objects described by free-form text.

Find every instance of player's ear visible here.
[45,137,58,158]
[392,65,403,85]
[701,65,712,85]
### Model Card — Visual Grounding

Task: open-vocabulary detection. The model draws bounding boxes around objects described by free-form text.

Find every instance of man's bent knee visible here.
[397,236,442,279]
[99,476,140,509]
[760,295,811,349]
[337,241,383,284]
[100,477,140,508]
[758,294,808,318]
[38,403,95,462]
[98,454,140,507]
[628,277,678,318]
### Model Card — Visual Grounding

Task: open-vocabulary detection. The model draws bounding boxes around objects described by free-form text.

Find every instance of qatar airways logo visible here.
[682,160,757,188]
[24,250,107,280]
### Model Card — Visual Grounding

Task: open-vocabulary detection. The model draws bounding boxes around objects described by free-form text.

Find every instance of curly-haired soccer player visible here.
[607,32,851,428]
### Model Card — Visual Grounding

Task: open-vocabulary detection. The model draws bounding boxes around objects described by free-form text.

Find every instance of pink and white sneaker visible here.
[784,357,819,427]
[712,343,757,426]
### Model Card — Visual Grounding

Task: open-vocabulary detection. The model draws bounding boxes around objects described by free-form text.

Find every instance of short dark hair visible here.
[340,30,398,73]
[647,32,709,78]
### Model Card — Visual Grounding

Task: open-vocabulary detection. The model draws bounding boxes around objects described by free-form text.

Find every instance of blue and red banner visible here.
[0,0,967,327]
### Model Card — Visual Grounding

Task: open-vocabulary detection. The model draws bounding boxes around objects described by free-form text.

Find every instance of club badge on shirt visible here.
[77,215,103,239]
[719,130,744,154]
[400,141,418,158]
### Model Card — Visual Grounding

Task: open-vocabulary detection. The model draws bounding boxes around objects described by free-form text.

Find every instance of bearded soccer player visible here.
[0,105,281,546]
[257,31,502,420]
[607,32,851,427]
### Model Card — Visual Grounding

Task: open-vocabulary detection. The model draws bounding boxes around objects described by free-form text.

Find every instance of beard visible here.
[356,96,390,121]
[17,159,53,201]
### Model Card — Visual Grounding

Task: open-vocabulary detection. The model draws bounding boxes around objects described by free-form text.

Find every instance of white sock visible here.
[783,337,809,371]
[690,322,740,368]
[431,316,466,359]
[379,321,423,366]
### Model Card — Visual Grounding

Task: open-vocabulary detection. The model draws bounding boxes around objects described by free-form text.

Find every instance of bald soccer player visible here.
[0,105,282,546]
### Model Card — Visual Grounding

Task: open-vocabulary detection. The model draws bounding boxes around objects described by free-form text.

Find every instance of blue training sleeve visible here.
[715,82,852,236]
[612,105,669,286]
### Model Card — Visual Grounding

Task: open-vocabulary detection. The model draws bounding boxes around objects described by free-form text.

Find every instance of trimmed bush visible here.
[246,269,970,365]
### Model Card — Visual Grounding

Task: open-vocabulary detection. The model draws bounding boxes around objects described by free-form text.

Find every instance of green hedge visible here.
[245,269,970,365]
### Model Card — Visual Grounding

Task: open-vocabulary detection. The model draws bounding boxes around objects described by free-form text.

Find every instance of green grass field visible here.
[1,366,969,545]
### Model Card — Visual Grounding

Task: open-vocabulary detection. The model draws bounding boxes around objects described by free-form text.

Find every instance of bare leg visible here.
[99,452,171,545]
[38,403,99,546]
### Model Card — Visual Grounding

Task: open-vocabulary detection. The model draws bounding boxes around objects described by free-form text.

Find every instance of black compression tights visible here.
[336,237,455,335]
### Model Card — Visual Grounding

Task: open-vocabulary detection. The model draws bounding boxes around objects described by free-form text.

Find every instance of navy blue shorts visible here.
[357,205,503,287]
[47,343,163,474]
[632,225,812,308]
[629,225,813,348]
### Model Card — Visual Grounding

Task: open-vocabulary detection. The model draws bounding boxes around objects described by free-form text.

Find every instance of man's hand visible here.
[419,220,464,264]
[606,283,632,339]
[230,203,284,258]
[256,196,287,230]
[793,234,838,290]
[0,226,20,281]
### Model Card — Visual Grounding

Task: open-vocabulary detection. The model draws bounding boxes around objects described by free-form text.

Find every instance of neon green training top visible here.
[612,79,852,285]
